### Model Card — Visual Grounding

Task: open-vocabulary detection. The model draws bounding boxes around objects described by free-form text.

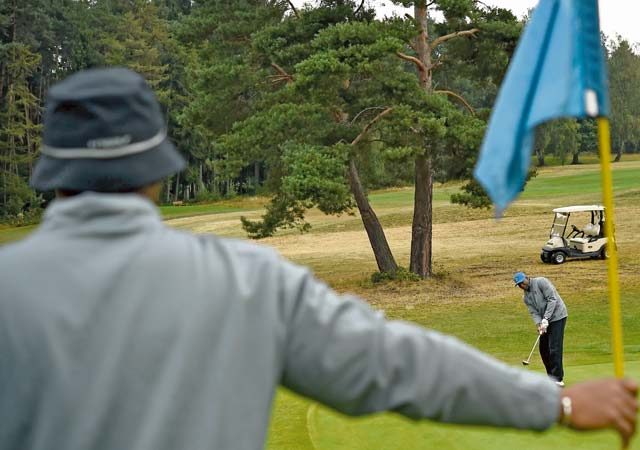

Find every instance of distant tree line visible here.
[1,0,639,276]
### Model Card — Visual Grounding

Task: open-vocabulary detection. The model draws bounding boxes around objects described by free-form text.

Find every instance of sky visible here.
[372,0,640,45]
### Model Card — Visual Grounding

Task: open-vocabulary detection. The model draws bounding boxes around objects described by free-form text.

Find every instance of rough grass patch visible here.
[370,266,421,284]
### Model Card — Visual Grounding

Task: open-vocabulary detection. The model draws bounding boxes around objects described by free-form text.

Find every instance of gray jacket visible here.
[0,194,560,450]
[523,277,568,325]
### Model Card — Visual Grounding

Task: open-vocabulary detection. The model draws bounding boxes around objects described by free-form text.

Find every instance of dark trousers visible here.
[539,317,566,381]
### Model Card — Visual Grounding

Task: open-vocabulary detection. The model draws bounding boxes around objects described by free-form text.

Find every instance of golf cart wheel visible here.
[600,246,609,260]
[540,252,550,263]
[551,251,566,264]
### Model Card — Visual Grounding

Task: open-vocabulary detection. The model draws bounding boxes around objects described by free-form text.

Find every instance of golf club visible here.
[521,334,541,366]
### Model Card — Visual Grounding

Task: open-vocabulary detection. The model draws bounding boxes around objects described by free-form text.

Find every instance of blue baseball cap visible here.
[31,67,186,192]
[513,272,527,286]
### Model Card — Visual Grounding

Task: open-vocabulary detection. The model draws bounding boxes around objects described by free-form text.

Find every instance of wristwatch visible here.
[560,396,572,426]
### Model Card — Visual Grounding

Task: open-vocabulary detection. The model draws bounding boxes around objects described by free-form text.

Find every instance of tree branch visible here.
[354,0,366,15]
[396,52,427,74]
[351,106,388,124]
[473,0,491,10]
[427,60,443,71]
[351,107,394,146]
[434,90,476,115]
[286,0,299,18]
[270,63,294,84]
[431,28,480,48]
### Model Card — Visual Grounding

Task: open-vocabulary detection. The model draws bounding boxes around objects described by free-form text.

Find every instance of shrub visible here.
[371,266,421,284]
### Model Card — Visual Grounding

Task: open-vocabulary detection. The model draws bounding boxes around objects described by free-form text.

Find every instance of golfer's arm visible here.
[525,301,542,324]
[540,282,558,320]
[279,266,560,430]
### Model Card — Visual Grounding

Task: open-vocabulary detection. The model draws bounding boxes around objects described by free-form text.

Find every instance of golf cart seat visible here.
[570,223,602,249]
[583,223,600,237]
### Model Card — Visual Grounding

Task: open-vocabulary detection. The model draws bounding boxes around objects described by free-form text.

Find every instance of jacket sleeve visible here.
[524,297,543,325]
[278,259,560,431]
[538,278,559,321]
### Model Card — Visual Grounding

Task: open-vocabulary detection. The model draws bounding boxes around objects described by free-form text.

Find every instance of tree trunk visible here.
[536,147,545,166]
[198,163,205,194]
[165,177,172,203]
[174,171,180,202]
[413,1,432,89]
[0,61,4,101]
[571,151,580,165]
[348,159,398,273]
[614,140,623,162]
[24,99,33,174]
[10,0,17,44]
[409,0,434,278]
[254,161,260,194]
[410,154,433,277]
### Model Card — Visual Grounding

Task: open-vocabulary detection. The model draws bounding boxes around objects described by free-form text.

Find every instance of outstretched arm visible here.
[279,261,558,430]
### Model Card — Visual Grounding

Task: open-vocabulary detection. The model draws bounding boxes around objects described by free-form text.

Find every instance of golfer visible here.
[0,68,636,450]
[514,272,568,386]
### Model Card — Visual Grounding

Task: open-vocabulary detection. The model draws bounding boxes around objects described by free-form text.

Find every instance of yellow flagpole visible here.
[597,117,624,378]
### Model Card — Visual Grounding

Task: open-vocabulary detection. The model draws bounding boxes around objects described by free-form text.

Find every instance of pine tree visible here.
[0,43,41,217]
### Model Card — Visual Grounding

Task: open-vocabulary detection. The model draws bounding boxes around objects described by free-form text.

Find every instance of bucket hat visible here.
[31,67,186,191]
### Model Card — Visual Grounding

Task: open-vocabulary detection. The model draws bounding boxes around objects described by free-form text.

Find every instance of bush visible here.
[371,266,421,284]
[194,189,223,203]
[0,207,42,226]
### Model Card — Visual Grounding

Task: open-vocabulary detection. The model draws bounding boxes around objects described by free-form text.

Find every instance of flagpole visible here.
[597,117,624,378]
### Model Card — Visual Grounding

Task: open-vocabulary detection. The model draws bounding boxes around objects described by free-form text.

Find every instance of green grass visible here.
[159,200,263,219]
[522,166,640,200]
[364,163,640,212]
[0,225,36,245]
[367,183,461,206]
[304,355,640,450]
[540,152,640,166]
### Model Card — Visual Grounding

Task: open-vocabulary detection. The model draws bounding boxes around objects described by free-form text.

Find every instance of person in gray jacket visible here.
[0,68,637,450]
[514,271,568,387]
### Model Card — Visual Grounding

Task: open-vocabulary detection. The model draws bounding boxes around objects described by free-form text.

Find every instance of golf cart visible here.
[540,205,610,264]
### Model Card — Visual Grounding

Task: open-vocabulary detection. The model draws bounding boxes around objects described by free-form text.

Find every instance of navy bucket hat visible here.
[31,67,186,192]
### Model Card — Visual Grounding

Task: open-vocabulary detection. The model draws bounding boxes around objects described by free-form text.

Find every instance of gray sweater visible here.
[0,193,560,450]
[522,277,569,325]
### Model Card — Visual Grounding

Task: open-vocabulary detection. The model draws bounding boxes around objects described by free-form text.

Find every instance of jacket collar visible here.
[39,192,163,236]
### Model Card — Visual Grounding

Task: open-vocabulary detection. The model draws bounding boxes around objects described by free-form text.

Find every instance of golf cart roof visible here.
[552,205,605,213]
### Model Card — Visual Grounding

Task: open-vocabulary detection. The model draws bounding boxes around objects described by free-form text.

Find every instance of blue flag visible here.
[474,0,609,213]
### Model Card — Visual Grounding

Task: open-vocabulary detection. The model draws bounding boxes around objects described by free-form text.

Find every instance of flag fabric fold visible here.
[474,0,609,213]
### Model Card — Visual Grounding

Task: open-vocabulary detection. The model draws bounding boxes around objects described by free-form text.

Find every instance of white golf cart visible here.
[540,205,610,264]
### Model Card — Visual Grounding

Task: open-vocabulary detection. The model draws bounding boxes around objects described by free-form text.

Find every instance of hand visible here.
[538,319,549,334]
[562,378,638,448]
[541,319,549,331]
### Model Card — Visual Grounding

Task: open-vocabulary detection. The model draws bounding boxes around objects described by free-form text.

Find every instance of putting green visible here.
[302,360,640,450]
